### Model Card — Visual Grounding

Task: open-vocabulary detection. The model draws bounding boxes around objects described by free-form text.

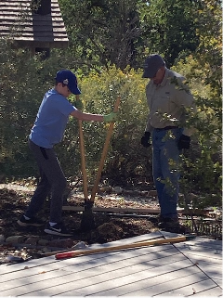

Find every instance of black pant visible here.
[25,139,66,223]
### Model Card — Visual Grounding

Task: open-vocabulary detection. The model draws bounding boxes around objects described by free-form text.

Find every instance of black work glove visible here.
[178,134,191,150]
[141,131,151,148]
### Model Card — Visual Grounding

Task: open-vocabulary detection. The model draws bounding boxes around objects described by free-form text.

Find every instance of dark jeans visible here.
[25,139,66,223]
[152,128,182,219]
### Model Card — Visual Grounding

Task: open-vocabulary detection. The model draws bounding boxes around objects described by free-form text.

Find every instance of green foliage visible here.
[135,0,200,66]
[0,0,222,210]
[0,41,80,177]
[58,0,143,70]
[171,0,222,206]
[0,44,150,185]
[57,66,151,185]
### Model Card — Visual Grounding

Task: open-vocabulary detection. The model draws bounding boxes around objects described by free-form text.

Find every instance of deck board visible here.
[3,251,189,297]
[187,286,223,297]
[0,231,222,297]
[1,246,179,291]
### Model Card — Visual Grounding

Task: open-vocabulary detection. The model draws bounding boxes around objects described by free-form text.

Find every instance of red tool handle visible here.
[55,235,195,260]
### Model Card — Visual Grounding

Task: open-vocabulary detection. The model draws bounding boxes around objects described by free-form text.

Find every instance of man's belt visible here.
[154,126,178,131]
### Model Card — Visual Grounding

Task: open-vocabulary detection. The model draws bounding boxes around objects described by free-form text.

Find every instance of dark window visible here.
[35,48,50,59]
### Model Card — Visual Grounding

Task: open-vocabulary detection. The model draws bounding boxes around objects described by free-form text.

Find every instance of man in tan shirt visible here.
[141,54,196,232]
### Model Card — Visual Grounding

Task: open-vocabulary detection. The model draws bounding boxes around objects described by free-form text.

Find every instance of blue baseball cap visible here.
[142,54,165,78]
[55,70,81,95]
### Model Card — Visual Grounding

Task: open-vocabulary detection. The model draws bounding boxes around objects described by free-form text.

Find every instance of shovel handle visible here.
[55,235,195,259]
[76,95,88,200]
[90,96,120,202]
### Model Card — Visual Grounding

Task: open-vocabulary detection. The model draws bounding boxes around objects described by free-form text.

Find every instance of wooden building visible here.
[0,0,69,56]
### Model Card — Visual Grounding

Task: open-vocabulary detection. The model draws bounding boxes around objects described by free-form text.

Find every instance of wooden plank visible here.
[173,253,222,267]
[177,237,222,249]
[88,231,163,248]
[187,286,223,296]
[162,279,221,297]
[0,232,221,297]
[174,243,223,260]
[193,264,222,280]
[0,255,57,275]
[62,205,160,214]
[211,278,222,288]
[52,271,207,298]
[0,244,176,283]
[0,249,176,292]
[0,0,68,46]
[15,257,192,296]
[0,244,176,282]
[89,265,202,296]
[62,206,210,216]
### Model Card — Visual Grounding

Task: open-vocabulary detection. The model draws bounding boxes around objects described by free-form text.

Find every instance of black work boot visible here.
[158,216,180,233]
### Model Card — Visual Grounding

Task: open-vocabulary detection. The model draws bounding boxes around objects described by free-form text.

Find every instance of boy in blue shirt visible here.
[17,70,117,236]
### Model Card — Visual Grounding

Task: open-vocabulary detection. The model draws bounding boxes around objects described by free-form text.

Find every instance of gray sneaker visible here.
[17,215,44,227]
[44,222,72,237]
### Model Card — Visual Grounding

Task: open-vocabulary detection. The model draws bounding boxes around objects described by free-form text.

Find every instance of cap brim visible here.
[70,86,81,95]
[142,69,155,78]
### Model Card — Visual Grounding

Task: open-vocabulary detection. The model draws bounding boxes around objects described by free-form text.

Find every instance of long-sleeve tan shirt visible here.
[145,68,196,136]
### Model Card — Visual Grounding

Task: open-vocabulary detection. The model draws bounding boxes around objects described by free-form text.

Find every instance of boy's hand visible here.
[74,100,83,111]
[103,112,118,123]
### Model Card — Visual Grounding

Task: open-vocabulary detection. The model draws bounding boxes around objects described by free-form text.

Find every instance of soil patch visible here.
[0,185,159,264]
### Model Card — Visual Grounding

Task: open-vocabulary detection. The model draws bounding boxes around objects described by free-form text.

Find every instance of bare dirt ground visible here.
[0,182,221,264]
[0,182,160,264]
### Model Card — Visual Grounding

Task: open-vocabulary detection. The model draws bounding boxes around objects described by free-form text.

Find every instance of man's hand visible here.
[178,134,191,150]
[103,112,117,123]
[141,131,151,148]
[74,100,84,111]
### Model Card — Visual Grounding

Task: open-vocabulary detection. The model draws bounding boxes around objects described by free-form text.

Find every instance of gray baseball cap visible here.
[142,54,165,78]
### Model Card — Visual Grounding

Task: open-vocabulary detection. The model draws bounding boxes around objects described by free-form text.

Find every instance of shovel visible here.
[80,96,120,231]
[75,95,93,230]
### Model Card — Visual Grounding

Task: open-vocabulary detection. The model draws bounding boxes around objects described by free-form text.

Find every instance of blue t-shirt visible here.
[29,89,76,148]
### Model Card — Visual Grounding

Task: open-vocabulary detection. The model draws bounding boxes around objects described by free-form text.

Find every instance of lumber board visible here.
[116,274,210,297]
[0,255,56,275]
[89,265,202,296]
[40,261,201,297]
[0,232,222,297]
[0,233,172,277]
[173,242,222,259]
[0,245,179,293]
[0,245,176,285]
[155,279,216,298]
[187,286,223,296]
[62,205,210,216]
[12,258,192,296]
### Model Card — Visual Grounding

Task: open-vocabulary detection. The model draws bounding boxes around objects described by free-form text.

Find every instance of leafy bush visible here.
[0,44,151,186]
[0,40,222,209]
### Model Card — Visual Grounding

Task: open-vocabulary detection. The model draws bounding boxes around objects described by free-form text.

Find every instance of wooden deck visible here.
[0,231,222,297]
